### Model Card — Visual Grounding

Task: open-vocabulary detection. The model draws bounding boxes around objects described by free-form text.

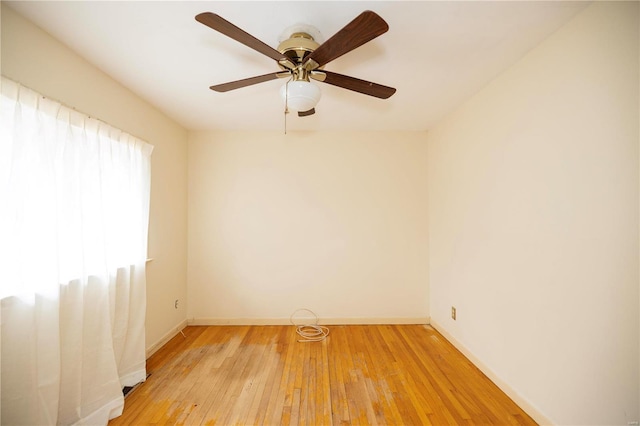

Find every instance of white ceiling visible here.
[7,1,588,132]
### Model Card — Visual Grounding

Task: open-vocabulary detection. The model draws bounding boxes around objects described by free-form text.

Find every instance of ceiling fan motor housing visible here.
[277,32,320,66]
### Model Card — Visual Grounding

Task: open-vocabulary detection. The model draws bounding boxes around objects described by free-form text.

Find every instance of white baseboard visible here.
[188,316,430,326]
[145,319,188,359]
[429,320,553,426]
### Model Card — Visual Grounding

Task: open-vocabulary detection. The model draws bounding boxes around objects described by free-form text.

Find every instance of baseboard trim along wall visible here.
[146,319,188,359]
[430,320,553,425]
[188,317,430,326]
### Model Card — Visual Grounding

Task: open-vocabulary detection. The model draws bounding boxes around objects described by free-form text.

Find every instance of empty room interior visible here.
[1,1,638,425]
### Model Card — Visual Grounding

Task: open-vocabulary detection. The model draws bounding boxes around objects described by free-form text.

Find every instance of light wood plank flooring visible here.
[109,325,536,425]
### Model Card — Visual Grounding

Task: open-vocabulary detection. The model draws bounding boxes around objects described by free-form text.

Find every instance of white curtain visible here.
[0,76,153,425]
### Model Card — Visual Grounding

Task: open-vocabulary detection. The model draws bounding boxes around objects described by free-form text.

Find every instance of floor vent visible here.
[123,373,151,397]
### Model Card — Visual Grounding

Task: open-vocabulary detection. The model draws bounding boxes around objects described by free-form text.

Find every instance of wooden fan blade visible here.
[319,70,396,99]
[210,72,284,92]
[298,108,316,117]
[196,12,290,65]
[303,11,388,69]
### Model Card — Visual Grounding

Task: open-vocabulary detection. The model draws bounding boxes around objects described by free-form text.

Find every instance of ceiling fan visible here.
[195,11,396,117]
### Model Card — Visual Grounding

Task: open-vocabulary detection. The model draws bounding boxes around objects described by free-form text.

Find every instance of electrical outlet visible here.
[451,306,456,320]
[174,299,179,309]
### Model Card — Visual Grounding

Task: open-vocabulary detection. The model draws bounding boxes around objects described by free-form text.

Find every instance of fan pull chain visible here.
[284,78,291,135]
[283,79,291,135]
[284,107,288,135]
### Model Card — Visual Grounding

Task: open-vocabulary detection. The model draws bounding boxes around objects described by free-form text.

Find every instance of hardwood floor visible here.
[109,325,536,425]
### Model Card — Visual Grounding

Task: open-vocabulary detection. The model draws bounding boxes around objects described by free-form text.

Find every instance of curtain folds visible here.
[0,76,153,425]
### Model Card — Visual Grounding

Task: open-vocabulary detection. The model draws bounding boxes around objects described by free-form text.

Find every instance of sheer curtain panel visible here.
[0,76,153,425]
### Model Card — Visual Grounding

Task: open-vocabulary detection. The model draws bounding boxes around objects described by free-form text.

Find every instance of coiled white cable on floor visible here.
[290,308,329,342]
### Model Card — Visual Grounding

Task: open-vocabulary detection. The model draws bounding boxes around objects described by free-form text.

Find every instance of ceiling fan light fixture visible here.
[280,80,321,112]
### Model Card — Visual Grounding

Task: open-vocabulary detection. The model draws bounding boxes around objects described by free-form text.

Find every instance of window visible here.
[1,76,152,425]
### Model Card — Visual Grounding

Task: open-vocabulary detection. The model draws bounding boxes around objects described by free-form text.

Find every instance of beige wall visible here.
[1,4,189,353]
[188,130,429,324]
[427,2,639,424]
